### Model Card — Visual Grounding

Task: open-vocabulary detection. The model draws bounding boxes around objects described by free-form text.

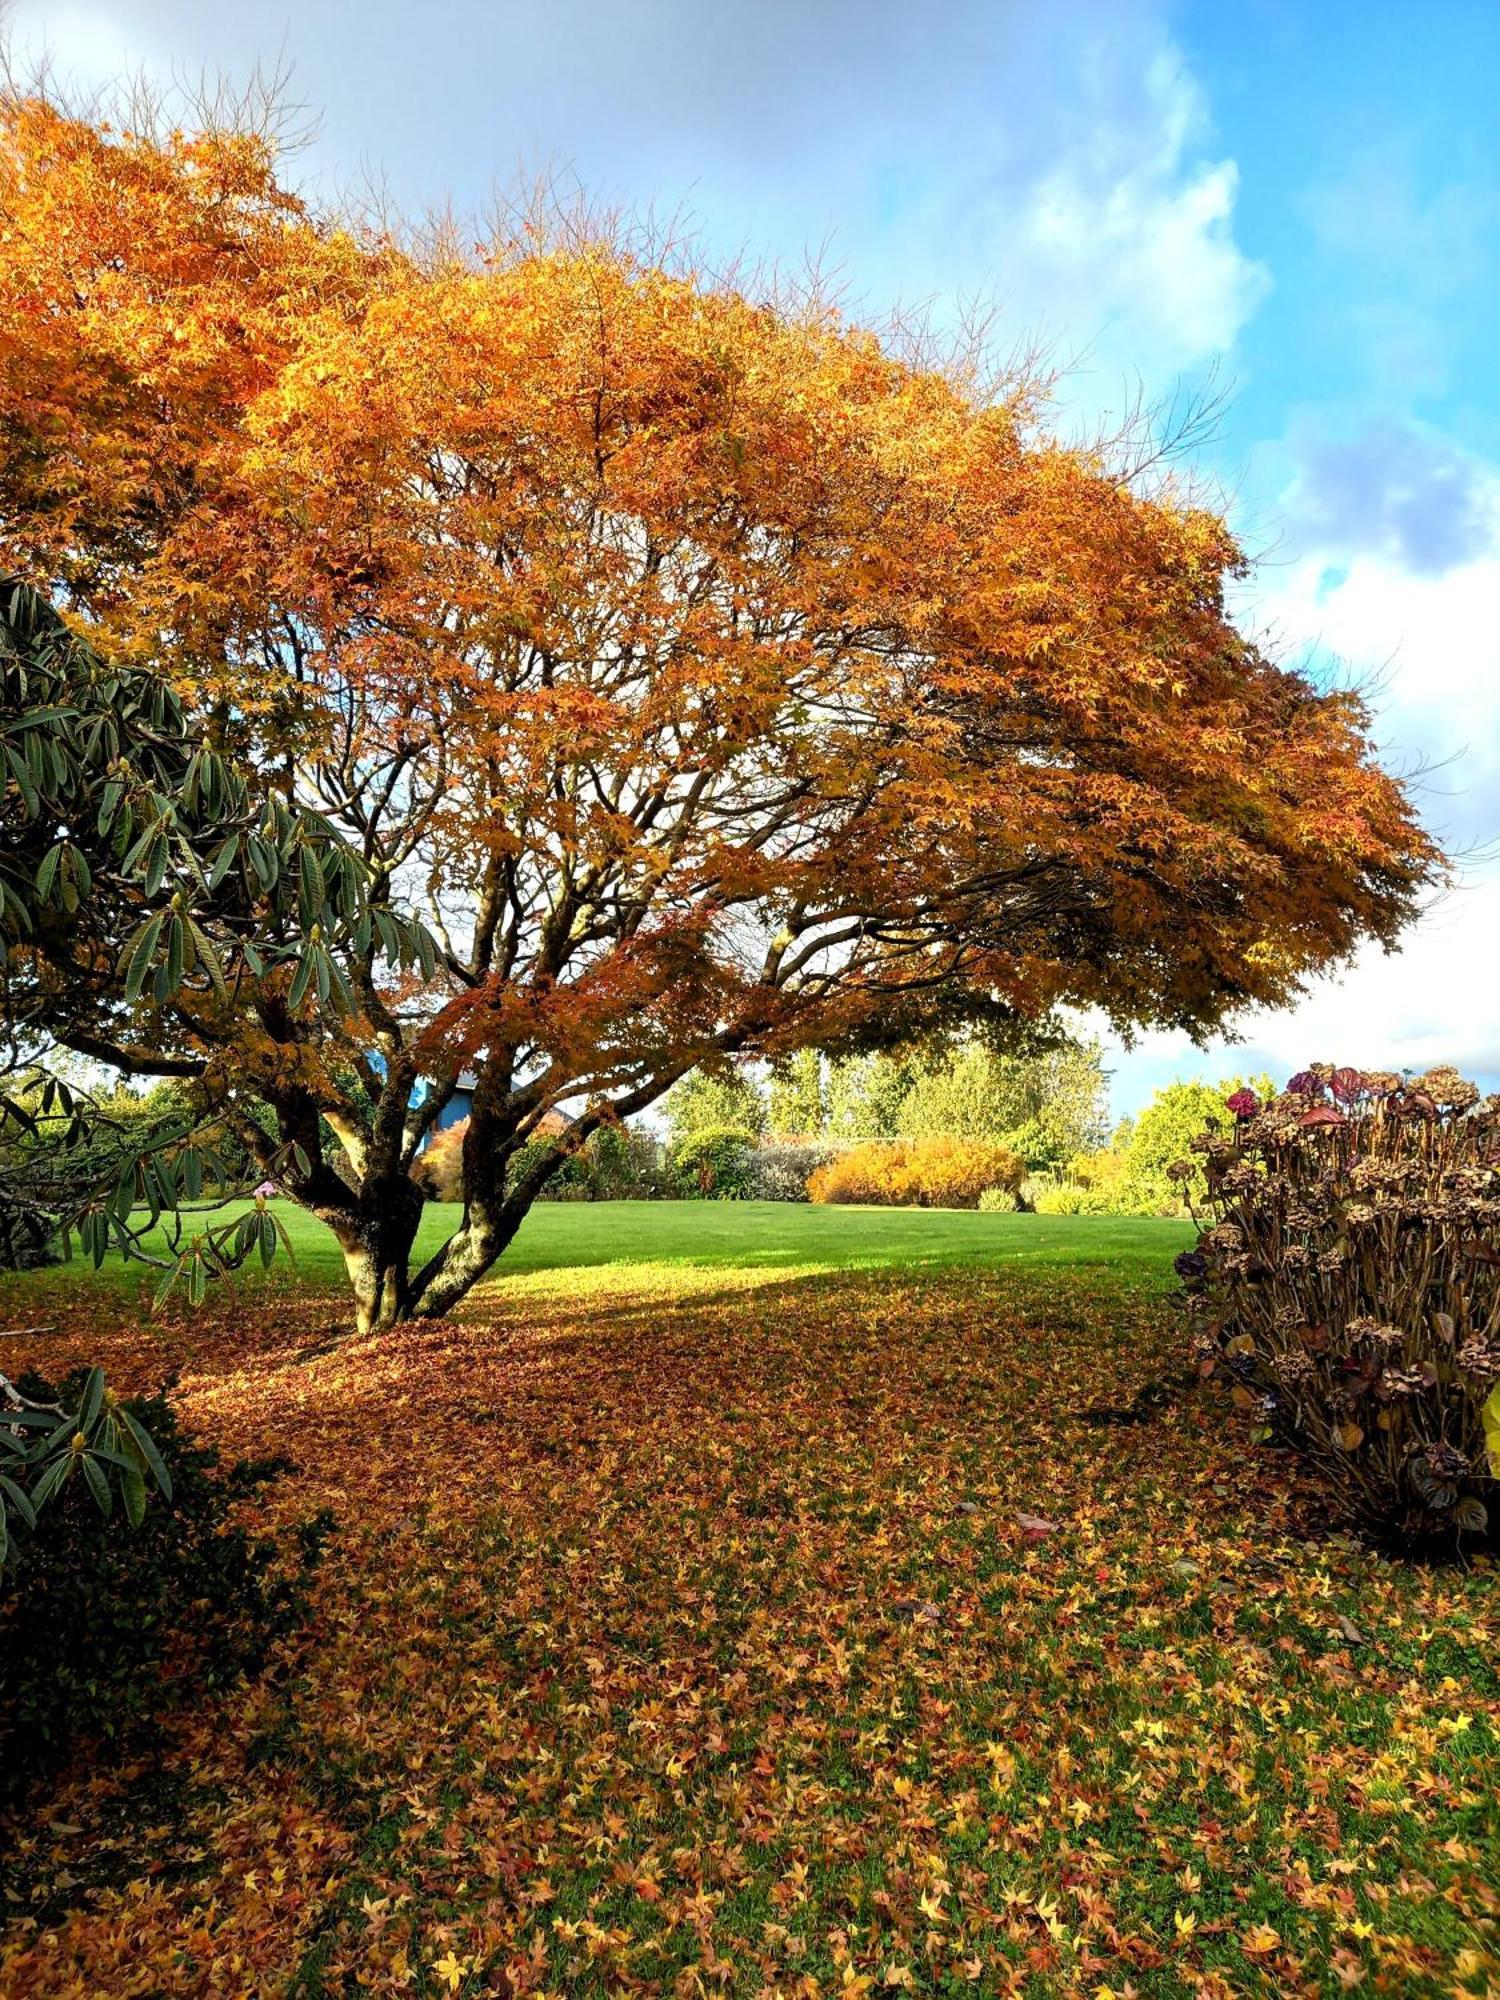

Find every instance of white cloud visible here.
[1249,495,1500,844]
[1281,418,1493,577]
[1103,871,1500,1112]
[982,46,1268,374]
[1106,464,1500,1117]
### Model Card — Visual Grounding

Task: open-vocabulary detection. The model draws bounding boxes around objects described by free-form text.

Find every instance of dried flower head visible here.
[1347,1317,1405,1346]
[1413,1066,1479,1111]
[1458,1337,1500,1382]
[1378,1365,1434,1397]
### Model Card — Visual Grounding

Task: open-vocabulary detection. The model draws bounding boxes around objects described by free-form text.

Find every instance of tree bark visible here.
[323,1175,425,1338]
[406,1204,524,1320]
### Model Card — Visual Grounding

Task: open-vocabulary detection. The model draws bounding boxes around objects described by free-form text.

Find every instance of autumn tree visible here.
[0,92,1441,1332]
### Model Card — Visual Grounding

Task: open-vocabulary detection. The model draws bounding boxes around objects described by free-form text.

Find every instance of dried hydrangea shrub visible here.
[1179,1066,1500,1539]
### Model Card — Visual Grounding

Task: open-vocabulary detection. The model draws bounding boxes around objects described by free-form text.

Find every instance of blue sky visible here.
[11,0,1500,1120]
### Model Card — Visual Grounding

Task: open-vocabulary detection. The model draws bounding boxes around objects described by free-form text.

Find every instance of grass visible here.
[2,1208,1498,1998]
[14,1198,1195,1297]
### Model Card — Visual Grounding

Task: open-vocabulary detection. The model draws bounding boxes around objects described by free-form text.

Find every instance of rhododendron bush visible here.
[1181,1064,1500,1538]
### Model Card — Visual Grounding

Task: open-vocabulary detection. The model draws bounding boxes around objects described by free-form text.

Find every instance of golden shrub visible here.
[808,1136,1023,1209]
[412,1119,467,1203]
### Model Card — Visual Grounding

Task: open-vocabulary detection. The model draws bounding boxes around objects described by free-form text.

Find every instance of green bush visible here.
[582,1124,665,1200]
[1032,1180,1104,1215]
[977,1185,1019,1213]
[668,1126,758,1199]
[0,1372,330,1805]
[996,1117,1071,1174]
[1183,1064,1500,1541]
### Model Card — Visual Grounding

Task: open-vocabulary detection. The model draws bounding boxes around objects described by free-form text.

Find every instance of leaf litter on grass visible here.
[1,1255,1497,1997]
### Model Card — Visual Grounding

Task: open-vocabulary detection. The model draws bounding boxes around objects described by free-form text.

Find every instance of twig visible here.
[0,1370,65,1415]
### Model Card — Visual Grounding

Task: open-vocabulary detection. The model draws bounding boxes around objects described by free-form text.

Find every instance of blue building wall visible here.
[432,1087,474,1131]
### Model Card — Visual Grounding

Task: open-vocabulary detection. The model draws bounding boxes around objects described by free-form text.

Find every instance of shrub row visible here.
[417,1122,840,1204]
[418,1123,1042,1208]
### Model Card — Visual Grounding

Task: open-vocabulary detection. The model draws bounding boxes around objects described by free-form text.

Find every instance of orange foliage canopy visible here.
[0,96,1440,1325]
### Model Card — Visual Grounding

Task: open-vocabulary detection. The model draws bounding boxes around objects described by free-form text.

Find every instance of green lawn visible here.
[17,1198,1194,1304]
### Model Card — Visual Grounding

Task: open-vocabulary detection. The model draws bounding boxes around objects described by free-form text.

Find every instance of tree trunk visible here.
[402,1090,534,1321]
[406,1197,525,1321]
[325,1176,425,1338]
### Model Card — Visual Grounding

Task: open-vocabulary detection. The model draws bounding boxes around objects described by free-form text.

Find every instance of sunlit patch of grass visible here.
[10,1198,1194,1307]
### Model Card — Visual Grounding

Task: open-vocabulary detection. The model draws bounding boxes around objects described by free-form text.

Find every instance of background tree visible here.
[825,1053,921,1140]
[767,1049,825,1139]
[781,1031,1109,1166]
[0,90,1442,1331]
[1113,1075,1273,1212]
[663,1067,767,1146]
[894,1034,1110,1167]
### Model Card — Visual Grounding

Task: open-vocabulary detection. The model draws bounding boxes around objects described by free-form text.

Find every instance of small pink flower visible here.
[254,1180,278,1200]
[1225,1089,1260,1120]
